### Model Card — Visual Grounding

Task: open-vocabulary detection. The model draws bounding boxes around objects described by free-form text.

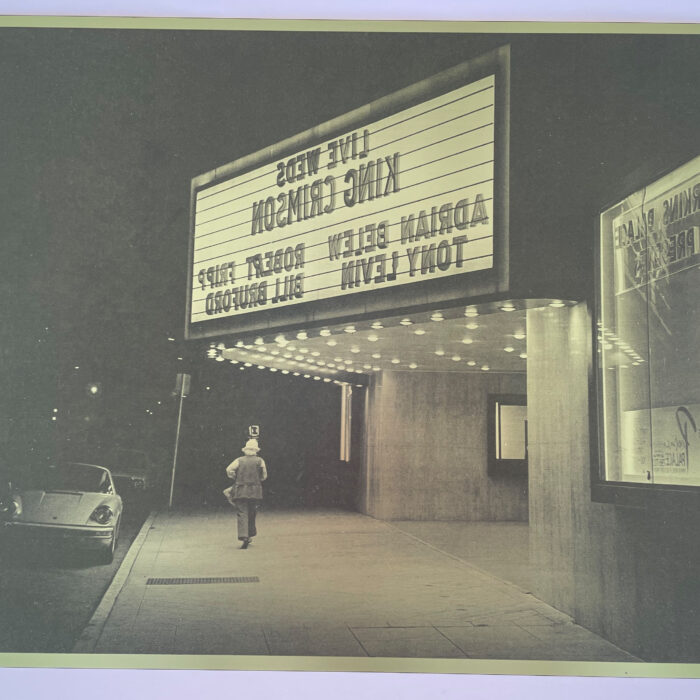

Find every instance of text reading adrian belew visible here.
[196,128,491,316]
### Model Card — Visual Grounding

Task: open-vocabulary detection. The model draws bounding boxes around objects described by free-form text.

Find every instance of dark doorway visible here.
[174,365,362,510]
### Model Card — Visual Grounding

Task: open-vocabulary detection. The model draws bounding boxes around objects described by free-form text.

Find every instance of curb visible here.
[72,510,158,653]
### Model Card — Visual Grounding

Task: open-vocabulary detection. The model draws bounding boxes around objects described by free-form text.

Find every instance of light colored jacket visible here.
[226,455,267,500]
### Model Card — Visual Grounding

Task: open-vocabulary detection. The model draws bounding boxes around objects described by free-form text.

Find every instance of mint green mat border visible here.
[0,17,696,33]
[1,654,700,677]
[0,14,698,678]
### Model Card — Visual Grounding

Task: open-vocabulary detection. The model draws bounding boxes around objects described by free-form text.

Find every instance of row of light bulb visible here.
[222,301,534,349]
[596,322,645,366]
[209,333,527,373]
[205,299,566,354]
[222,358,362,387]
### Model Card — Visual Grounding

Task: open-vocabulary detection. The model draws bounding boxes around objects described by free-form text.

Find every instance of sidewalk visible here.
[75,507,639,661]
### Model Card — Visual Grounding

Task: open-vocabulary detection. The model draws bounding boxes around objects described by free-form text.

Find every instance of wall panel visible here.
[362,369,527,521]
[528,303,700,662]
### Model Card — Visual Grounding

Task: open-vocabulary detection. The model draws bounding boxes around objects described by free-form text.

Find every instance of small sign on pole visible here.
[248,425,260,439]
[174,372,191,397]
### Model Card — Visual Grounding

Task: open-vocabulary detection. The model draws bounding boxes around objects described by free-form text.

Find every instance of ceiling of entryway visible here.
[207,299,574,383]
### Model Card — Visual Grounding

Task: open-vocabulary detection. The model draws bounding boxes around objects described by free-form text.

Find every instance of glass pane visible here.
[599,155,700,486]
[599,195,652,483]
[646,157,700,486]
[498,404,527,460]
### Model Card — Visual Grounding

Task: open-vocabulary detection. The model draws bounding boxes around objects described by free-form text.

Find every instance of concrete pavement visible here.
[73,507,640,662]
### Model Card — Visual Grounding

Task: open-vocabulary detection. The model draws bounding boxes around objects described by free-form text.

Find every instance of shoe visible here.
[241,538,249,549]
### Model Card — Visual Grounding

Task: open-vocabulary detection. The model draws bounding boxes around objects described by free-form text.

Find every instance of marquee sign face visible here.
[186,50,508,339]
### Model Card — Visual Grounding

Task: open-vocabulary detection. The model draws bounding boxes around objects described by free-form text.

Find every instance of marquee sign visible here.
[186,49,509,339]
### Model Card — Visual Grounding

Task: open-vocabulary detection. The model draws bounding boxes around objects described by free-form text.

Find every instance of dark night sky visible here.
[1,29,505,384]
[1,27,698,429]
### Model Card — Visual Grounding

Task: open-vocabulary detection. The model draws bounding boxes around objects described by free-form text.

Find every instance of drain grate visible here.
[146,576,259,585]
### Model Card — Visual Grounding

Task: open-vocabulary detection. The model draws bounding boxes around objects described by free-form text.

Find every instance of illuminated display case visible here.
[594,154,700,501]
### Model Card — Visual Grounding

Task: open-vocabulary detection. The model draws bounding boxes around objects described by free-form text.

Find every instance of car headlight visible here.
[90,505,114,524]
[0,498,20,517]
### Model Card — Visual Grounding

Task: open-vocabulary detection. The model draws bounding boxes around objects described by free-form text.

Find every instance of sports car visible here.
[0,462,123,564]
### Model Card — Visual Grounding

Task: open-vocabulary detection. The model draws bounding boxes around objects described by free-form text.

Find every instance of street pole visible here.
[168,373,190,509]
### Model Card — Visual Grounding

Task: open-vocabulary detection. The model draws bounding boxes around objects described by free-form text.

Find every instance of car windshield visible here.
[40,463,110,493]
[110,451,149,472]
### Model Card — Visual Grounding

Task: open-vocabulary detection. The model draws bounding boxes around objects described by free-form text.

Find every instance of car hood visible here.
[17,489,121,526]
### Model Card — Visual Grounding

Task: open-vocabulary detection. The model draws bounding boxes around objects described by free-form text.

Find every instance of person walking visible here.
[225,438,267,548]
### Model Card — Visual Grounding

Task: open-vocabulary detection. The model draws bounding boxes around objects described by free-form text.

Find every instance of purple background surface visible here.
[1,2,699,698]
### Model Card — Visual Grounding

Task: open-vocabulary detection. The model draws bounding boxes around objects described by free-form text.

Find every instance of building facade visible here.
[185,35,700,662]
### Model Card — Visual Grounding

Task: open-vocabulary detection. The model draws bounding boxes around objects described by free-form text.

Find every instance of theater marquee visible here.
[186,47,509,339]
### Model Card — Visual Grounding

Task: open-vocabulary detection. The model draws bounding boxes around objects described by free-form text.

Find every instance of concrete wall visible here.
[528,303,700,662]
[360,370,527,521]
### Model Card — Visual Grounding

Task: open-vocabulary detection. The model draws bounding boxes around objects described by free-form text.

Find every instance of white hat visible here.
[242,439,260,454]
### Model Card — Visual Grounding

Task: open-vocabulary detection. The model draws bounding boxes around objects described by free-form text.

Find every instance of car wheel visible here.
[97,517,120,564]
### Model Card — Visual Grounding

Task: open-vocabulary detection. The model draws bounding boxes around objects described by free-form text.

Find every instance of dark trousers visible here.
[234,498,259,540]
